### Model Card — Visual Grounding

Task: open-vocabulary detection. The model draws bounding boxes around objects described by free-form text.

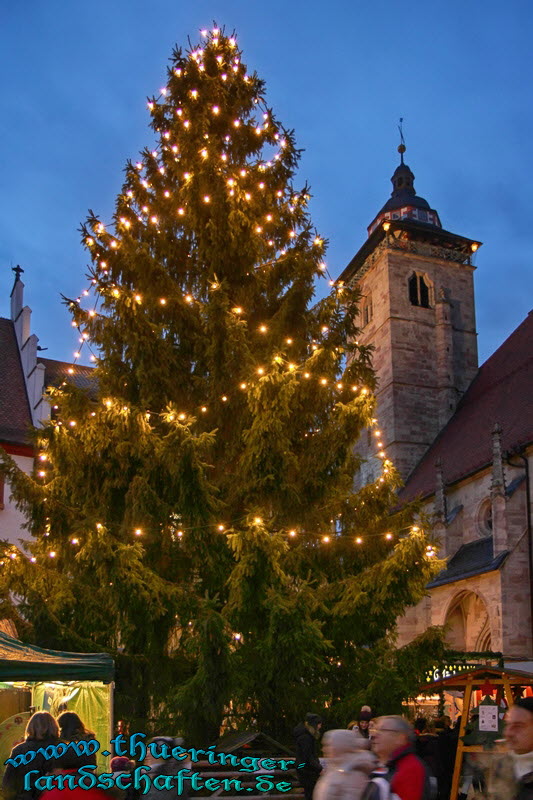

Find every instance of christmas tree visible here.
[1,26,441,742]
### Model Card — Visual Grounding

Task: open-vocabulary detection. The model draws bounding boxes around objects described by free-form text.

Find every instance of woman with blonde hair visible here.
[2,711,60,800]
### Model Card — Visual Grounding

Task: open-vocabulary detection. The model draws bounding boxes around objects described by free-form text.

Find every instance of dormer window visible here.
[409,272,432,308]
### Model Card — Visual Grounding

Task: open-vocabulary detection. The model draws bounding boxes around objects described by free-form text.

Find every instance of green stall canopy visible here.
[0,633,114,682]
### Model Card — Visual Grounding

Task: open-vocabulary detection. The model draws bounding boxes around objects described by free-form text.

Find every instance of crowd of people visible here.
[1,711,183,800]
[294,700,533,800]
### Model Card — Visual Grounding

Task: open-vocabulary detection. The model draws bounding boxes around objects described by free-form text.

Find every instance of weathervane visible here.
[398,117,406,164]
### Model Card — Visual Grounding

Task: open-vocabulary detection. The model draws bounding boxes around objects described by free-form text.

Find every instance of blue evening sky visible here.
[1,0,531,365]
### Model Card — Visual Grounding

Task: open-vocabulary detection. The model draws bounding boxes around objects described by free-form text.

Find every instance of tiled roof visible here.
[400,311,533,501]
[0,318,32,445]
[427,535,508,588]
[39,358,96,395]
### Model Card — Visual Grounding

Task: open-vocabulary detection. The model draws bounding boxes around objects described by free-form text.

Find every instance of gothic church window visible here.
[409,272,432,308]
[477,498,493,537]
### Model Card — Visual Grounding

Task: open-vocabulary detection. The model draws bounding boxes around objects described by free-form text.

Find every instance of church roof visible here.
[0,318,33,446]
[427,535,509,588]
[400,311,533,501]
[0,316,96,447]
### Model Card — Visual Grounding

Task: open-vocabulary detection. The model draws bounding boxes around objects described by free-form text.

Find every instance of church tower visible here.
[339,140,481,482]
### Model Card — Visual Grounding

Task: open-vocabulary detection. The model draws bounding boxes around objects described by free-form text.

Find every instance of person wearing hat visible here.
[348,707,373,739]
[294,713,323,800]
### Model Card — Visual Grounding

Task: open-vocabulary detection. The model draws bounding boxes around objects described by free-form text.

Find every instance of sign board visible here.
[478,705,499,732]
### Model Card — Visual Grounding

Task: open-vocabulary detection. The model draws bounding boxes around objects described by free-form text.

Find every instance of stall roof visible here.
[0,633,114,682]
[421,666,533,693]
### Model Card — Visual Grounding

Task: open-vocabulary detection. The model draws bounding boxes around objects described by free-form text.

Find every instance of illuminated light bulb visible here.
[383,222,391,231]
[233,119,241,127]
[200,148,208,159]
[190,89,199,98]
[255,226,263,233]
[217,524,225,531]
[240,382,247,390]
[150,216,158,224]
[233,306,243,314]
[203,195,211,203]
[135,294,142,303]
[39,454,47,461]
[164,191,170,198]
[201,406,207,413]
[110,240,118,248]
[259,325,267,333]
[322,535,330,543]
[385,533,393,540]
[234,632,241,641]
[304,372,310,379]
[177,529,183,538]
[265,214,273,222]
[257,367,264,375]
[289,530,297,537]
[82,289,89,296]
[212,105,220,114]
[227,178,235,187]
[172,145,178,153]
[216,55,223,63]
[176,108,183,116]
[104,399,112,408]
[160,87,168,96]
[221,153,227,162]
[184,294,193,303]
[38,470,46,478]
[355,537,363,544]
[379,450,386,458]
[74,351,80,358]
[374,430,381,436]
[377,441,383,447]
[286,338,293,344]
[134,528,142,536]
[288,363,296,371]
[221,395,228,402]
[471,242,479,252]
[229,37,236,46]
[337,382,343,389]
[412,525,420,532]
[178,208,185,215]
[160,298,167,305]
[86,237,94,246]
[221,73,227,81]
[183,120,190,128]
[89,310,96,317]
[168,414,175,421]
[69,420,76,427]
[71,538,79,545]
[314,237,322,246]
[320,378,328,385]
[142,206,148,213]
[30,557,36,563]
[240,169,247,177]
[178,413,186,421]
[245,193,251,201]
[111,288,120,298]
[151,150,157,157]
[289,231,296,238]
[201,29,208,36]
[49,551,56,558]
[361,388,368,395]
[351,385,358,391]
[254,517,262,525]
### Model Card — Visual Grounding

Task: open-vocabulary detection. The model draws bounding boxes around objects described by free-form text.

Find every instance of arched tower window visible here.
[409,272,432,308]
[360,293,373,327]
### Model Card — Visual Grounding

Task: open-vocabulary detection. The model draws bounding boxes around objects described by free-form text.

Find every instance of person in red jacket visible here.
[366,716,426,800]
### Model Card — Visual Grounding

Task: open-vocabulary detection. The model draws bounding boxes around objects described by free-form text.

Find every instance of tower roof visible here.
[368,141,441,234]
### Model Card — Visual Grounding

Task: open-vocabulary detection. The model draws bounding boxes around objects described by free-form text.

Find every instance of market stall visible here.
[421,666,533,800]
[0,632,114,773]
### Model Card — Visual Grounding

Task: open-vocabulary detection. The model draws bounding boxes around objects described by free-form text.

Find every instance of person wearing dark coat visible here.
[2,712,60,800]
[294,713,323,800]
